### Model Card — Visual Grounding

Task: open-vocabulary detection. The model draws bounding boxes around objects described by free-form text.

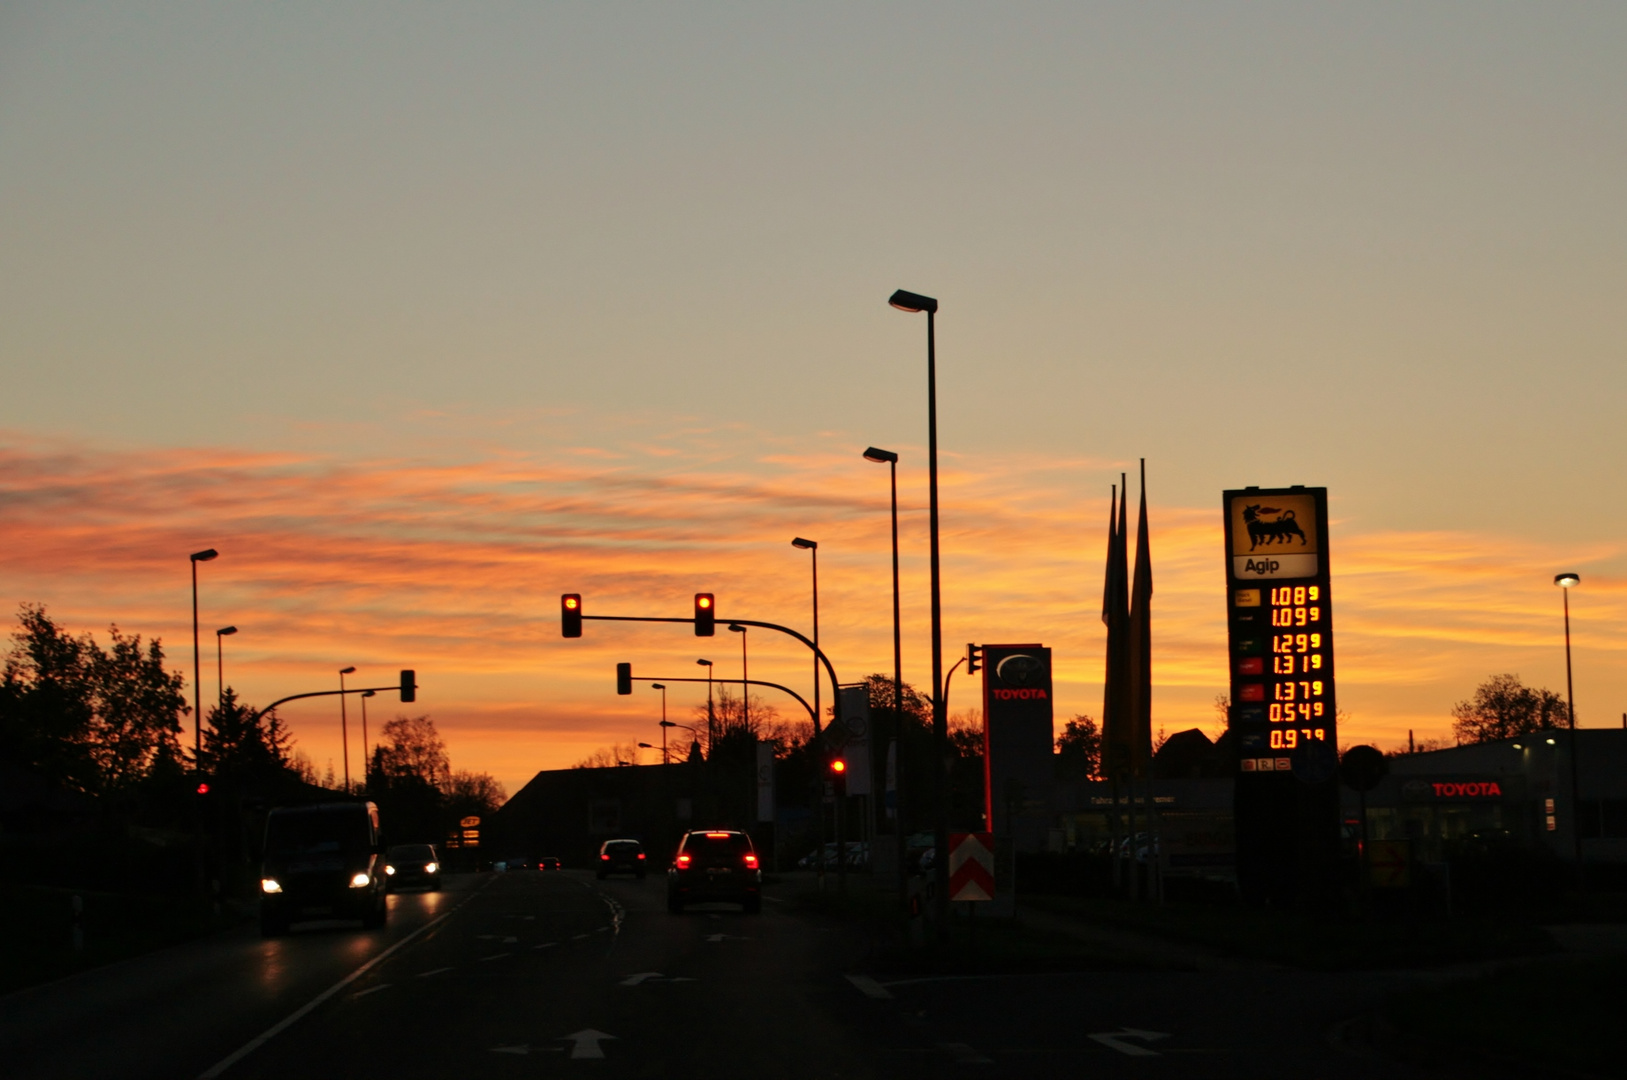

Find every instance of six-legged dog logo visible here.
[1242,504,1307,550]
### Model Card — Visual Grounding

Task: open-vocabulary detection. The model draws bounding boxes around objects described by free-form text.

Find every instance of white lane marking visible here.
[763,894,786,903]
[533,942,557,950]
[197,878,494,1079]
[1089,1029,1171,1057]
[705,933,750,942]
[565,1029,617,1060]
[845,974,894,1000]
[478,952,510,962]
[352,984,391,998]
[620,972,661,986]
[490,1044,563,1056]
[941,1042,993,1065]
[502,935,518,944]
[570,932,589,940]
[417,967,454,978]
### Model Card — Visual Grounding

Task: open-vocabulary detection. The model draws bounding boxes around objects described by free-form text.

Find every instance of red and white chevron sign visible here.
[948,832,995,902]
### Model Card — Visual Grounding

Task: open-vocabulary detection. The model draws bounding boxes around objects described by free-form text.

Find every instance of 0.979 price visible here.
[1269,727,1327,748]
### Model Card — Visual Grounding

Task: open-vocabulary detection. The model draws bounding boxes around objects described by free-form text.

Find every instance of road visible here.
[1,871,1438,1079]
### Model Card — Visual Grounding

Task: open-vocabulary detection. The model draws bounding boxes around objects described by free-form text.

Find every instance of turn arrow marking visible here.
[564,1029,617,1060]
[1088,1028,1171,1057]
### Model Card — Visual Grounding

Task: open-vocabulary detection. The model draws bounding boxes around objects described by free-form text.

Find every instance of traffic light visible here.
[196,781,211,796]
[561,594,582,638]
[694,593,715,636]
[399,669,417,703]
[967,643,983,675]
[829,756,848,796]
[616,662,633,695]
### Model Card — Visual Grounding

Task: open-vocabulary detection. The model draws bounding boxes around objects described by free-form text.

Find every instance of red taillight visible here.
[636,852,646,860]
[601,853,610,860]
[677,854,691,868]
[744,854,759,869]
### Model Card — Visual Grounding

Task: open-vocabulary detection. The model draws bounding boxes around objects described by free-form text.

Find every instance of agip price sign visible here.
[1223,487,1339,778]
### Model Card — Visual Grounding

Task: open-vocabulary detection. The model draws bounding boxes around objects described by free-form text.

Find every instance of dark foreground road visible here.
[1,870,1441,1079]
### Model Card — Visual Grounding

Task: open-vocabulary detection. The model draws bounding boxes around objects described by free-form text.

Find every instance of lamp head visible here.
[862,447,898,464]
[216,625,237,637]
[362,690,376,698]
[696,658,712,668]
[660,720,676,728]
[340,666,356,675]
[651,683,666,690]
[791,537,817,551]
[638,742,654,749]
[728,624,746,633]
[888,289,938,314]
[190,548,219,563]
[1556,572,1581,588]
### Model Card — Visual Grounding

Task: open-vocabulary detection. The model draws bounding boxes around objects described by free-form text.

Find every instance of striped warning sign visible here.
[948,832,995,902]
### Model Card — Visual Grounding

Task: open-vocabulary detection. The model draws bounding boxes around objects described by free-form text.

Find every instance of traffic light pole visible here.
[249,676,417,728]
[624,672,815,723]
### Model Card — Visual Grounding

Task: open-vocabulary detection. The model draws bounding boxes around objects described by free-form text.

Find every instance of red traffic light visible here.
[561,593,583,638]
[694,593,715,637]
[196,782,211,795]
[830,759,846,774]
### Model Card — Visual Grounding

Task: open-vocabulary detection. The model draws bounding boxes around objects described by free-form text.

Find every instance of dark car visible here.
[597,839,647,879]
[666,830,761,913]
[384,843,441,891]
[259,801,388,937]
[538,856,562,871]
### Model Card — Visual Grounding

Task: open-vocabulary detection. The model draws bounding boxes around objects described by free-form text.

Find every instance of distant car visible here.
[597,839,647,879]
[538,856,563,871]
[496,855,530,872]
[259,801,388,937]
[666,830,761,913]
[383,843,441,891]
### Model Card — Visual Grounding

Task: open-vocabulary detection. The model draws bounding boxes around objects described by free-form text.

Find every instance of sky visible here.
[2,3,1624,797]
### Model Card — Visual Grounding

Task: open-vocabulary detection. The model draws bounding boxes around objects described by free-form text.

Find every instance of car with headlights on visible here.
[383,843,441,891]
[259,801,388,937]
[666,829,761,913]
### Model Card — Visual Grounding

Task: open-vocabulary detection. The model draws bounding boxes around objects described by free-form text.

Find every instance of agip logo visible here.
[1229,494,1320,580]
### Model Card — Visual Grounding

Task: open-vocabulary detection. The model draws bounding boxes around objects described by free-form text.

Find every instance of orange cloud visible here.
[2,421,1620,796]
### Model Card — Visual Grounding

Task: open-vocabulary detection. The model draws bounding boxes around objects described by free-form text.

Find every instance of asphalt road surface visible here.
[1,871,1437,1079]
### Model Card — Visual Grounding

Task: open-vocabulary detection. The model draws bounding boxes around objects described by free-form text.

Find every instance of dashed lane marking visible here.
[846,974,894,1000]
[479,952,510,962]
[417,967,454,978]
[533,942,558,950]
[352,984,391,998]
[941,1042,994,1065]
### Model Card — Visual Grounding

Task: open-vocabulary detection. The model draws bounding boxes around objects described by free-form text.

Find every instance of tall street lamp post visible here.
[189,548,219,758]
[728,624,749,733]
[1556,572,1582,869]
[888,287,949,937]
[360,689,376,790]
[339,666,356,793]
[863,446,906,898]
[651,683,669,763]
[697,659,714,751]
[215,626,238,710]
[791,538,820,734]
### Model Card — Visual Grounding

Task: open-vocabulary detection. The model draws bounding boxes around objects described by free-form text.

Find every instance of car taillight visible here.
[744,854,759,869]
[636,852,646,860]
[677,855,691,868]
[601,853,610,860]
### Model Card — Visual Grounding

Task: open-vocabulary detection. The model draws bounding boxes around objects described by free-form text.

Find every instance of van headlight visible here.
[261,878,282,894]
[424,862,438,874]
[350,872,371,888]
[384,865,396,875]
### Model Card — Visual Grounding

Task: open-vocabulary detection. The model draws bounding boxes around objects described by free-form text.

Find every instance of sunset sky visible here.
[3,4,1624,797]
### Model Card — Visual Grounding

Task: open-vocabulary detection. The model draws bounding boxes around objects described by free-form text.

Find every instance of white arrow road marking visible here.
[620,972,663,986]
[489,1045,563,1056]
[1088,1029,1171,1057]
[845,974,894,1000]
[940,1042,993,1065]
[563,1029,617,1060]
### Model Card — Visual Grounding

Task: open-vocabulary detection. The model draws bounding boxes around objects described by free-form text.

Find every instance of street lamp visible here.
[863,445,906,896]
[697,659,714,748]
[189,548,219,758]
[728,624,749,734]
[651,683,669,763]
[360,689,376,789]
[339,666,356,793]
[791,538,820,734]
[1556,572,1582,869]
[214,626,238,710]
[888,287,949,936]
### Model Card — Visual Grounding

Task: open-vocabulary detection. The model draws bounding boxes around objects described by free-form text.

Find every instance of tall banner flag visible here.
[1126,460,1154,776]
[1100,476,1132,777]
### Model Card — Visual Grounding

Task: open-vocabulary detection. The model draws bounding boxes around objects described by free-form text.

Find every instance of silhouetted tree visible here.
[1055,714,1102,780]
[373,715,449,788]
[198,688,293,784]
[444,769,506,817]
[1452,674,1568,744]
